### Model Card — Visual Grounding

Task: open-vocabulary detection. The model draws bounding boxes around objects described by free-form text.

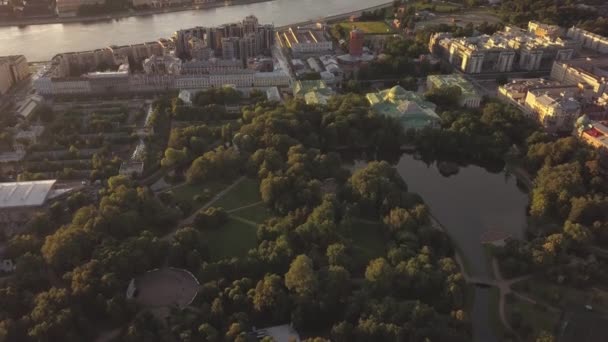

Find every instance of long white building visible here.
[566,27,608,54]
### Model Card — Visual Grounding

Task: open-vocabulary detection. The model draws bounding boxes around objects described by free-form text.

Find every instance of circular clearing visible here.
[133,268,200,308]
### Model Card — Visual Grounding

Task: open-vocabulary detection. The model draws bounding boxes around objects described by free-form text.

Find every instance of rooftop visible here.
[366,86,440,130]
[0,180,56,209]
[427,74,478,97]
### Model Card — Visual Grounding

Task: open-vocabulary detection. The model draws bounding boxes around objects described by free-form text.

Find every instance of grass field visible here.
[413,1,461,13]
[513,277,608,312]
[348,219,386,270]
[488,287,506,339]
[200,177,272,260]
[337,21,393,35]
[206,218,258,260]
[169,181,229,211]
[213,178,261,211]
[231,203,272,223]
[505,294,561,338]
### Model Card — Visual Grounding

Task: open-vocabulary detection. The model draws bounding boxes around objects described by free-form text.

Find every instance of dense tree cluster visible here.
[408,100,538,164]
[0,175,179,341]
[2,93,475,341]
[497,0,605,29]
[358,37,433,80]
[495,136,608,285]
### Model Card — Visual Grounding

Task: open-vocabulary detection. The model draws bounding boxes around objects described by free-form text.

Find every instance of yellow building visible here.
[525,89,581,132]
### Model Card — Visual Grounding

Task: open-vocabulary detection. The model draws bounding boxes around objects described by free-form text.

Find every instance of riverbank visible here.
[0,0,271,27]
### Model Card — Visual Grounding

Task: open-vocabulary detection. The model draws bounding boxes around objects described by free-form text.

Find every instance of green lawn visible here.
[231,203,273,224]
[348,219,386,270]
[205,218,258,261]
[413,1,461,13]
[488,287,507,339]
[213,178,261,211]
[169,181,229,212]
[505,294,561,338]
[513,277,608,313]
[337,21,393,35]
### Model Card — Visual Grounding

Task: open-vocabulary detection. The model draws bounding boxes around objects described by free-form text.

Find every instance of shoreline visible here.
[0,0,272,27]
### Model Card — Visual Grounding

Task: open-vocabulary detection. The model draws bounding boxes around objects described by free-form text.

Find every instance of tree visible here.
[383,207,418,233]
[5,234,41,259]
[530,163,585,220]
[161,147,188,168]
[331,321,355,342]
[326,243,349,267]
[252,274,290,322]
[198,323,219,341]
[41,223,96,272]
[14,253,49,291]
[348,161,408,215]
[535,330,555,342]
[563,221,592,245]
[285,255,318,299]
[365,258,394,292]
[193,207,228,230]
[28,288,80,341]
[186,147,241,184]
[425,85,462,108]
[168,227,208,270]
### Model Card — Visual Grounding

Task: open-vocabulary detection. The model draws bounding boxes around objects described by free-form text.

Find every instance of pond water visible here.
[395,154,528,277]
[353,153,529,342]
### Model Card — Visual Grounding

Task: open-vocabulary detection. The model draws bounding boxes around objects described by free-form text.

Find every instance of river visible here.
[0,0,390,61]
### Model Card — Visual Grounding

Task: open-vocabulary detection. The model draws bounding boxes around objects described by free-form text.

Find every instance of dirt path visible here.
[227,201,263,213]
[230,215,259,227]
[161,176,246,241]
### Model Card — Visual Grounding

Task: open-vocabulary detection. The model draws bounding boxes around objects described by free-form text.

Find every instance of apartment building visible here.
[567,27,608,54]
[550,57,608,97]
[174,16,274,58]
[525,88,581,132]
[0,55,29,95]
[430,21,578,74]
[277,27,333,55]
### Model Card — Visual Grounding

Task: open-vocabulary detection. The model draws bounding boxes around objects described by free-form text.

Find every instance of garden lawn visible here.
[505,294,560,337]
[337,21,393,35]
[205,218,258,261]
[169,181,229,211]
[348,219,386,270]
[213,178,261,211]
[513,276,608,312]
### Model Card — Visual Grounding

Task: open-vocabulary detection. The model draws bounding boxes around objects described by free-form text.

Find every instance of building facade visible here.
[430,22,578,74]
[426,74,482,108]
[550,57,608,97]
[525,88,581,132]
[566,27,608,54]
[0,55,29,95]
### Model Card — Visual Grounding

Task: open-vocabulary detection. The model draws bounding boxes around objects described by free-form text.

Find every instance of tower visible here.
[349,28,364,57]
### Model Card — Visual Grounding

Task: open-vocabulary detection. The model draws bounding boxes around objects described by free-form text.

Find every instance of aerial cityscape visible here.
[0,0,608,341]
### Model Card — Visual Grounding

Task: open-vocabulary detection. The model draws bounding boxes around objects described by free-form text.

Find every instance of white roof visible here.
[0,180,56,208]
